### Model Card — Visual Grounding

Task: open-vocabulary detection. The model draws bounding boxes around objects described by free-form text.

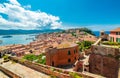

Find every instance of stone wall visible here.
[73,60,83,72]
[9,56,93,78]
[0,65,21,78]
[91,45,120,57]
[89,45,120,78]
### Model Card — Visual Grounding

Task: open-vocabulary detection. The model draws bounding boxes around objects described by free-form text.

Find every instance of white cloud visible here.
[9,0,21,6]
[0,0,62,30]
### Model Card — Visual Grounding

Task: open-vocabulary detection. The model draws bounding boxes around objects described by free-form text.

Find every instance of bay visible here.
[0,31,110,46]
[0,34,36,46]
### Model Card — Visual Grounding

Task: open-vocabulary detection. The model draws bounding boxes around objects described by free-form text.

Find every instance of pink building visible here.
[109,27,120,42]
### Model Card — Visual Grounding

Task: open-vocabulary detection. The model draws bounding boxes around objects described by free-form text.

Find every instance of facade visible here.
[109,27,120,42]
[45,43,79,67]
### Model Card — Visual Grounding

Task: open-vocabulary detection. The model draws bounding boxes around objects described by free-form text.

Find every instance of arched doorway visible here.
[52,61,54,66]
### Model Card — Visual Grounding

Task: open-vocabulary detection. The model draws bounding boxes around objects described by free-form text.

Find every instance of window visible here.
[76,50,77,53]
[110,37,113,42]
[116,38,118,42]
[84,69,87,71]
[68,59,71,63]
[75,57,76,60]
[74,50,76,54]
[52,61,54,66]
[116,32,119,35]
[111,37,113,42]
[116,32,120,35]
[116,38,120,43]
[68,50,71,55]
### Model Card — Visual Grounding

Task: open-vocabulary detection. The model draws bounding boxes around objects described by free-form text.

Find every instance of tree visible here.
[77,41,93,51]
[79,28,95,36]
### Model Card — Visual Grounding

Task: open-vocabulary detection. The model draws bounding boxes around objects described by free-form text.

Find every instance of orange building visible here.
[45,42,79,67]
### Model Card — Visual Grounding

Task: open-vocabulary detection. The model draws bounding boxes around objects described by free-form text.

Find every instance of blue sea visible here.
[93,31,110,37]
[0,34,36,46]
[0,31,110,46]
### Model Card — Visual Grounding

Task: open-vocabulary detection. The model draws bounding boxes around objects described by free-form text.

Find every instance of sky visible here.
[0,0,120,31]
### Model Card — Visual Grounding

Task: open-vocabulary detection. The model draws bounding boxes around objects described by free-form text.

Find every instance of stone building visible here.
[89,45,120,78]
[45,42,79,67]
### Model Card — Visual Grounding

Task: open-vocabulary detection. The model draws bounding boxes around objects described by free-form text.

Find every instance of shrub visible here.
[2,55,9,61]
[23,54,38,61]
[102,41,120,46]
[19,58,26,63]
[77,41,93,51]
[50,67,55,71]
[50,75,57,78]
[79,27,95,36]
[71,32,77,37]
[69,72,83,78]
[23,54,46,64]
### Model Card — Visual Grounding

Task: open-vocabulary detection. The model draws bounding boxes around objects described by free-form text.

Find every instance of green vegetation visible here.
[19,58,26,63]
[11,60,16,64]
[50,75,57,78]
[71,32,77,37]
[77,41,93,51]
[23,53,46,64]
[79,27,95,36]
[102,41,120,46]
[50,67,55,71]
[69,72,83,78]
[63,28,95,36]
[2,55,9,62]
[57,69,63,73]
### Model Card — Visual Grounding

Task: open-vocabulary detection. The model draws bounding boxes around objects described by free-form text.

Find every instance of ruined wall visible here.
[9,57,93,78]
[89,45,120,78]
[73,60,83,72]
[91,45,120,56]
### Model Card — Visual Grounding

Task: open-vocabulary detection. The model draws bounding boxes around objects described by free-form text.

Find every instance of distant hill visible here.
[64,28,95,36]
[0,29,63,35]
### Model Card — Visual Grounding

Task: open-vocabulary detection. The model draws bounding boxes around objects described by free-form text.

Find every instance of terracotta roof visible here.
[111,27,120,32]
[0,46,8,51]
[57,42,77,49]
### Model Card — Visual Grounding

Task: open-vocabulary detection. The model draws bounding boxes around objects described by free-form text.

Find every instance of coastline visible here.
[0,31,108,46]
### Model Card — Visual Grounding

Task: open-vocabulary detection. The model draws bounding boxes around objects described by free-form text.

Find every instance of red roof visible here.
[110,27,120,32]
